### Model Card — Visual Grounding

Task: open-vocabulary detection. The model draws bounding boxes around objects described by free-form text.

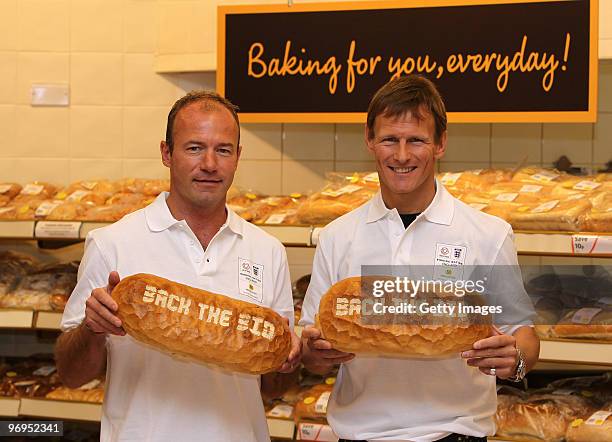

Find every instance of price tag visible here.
[20,184,44,196]
[571,308,602,325]
[265,213,287,225]
[531,200,559,213]
[322,184,362,197]
[520,184,543,193]
[586,410,612,426]
[267,404,293,418]
[35,221,81,239]
[495,193,518,202]
[298,423,337,441]
[35,201,60,217]
[571,234,599,254]
[67,190,90,202]
[573,180,601,191]
[440,172,462,186]
[78,379,101,390]
[531,171,559,182]
[0,184,12,194]
[315,391,331,414]
[33,366,56,377]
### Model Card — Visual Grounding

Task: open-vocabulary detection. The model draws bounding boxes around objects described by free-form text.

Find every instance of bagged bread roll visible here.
[12,182,57,204]
[0,183,22,206]
[293,383,334,422]
[315,276,492,357]
[585,192,612,233]
[566,403,612,442]
[118,178,170,196]
[46,378,105,404]
[439,169,511,192]
[112,273,291,374]
[508,197,591,232]
[552,308,612,339]
[495,392,594,442]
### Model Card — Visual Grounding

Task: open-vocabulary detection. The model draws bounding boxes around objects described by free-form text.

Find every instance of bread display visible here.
[566,402,612,442]
[315,276,491,357]
[117,178,170,196]
[508,197,592,232]
[0,360,59,399]
[440,168,512,192]
[0,251,39,296]
[296,173,379,225]
[241,195,305,225]
[11,182,57,204]
[0,262,78,311]
[112,273,292,374]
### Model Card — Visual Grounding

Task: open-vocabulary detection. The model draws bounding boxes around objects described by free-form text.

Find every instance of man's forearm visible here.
[513,326,540,372]
[261,370,300,400]
[55,324,107,388]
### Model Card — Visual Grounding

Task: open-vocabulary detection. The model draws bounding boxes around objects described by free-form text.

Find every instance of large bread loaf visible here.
[112,273,291,374]
[316,276,492,357]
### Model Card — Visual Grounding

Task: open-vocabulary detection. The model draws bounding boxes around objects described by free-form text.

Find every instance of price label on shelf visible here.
[35,221,81,239]
[298,423,337,441]
[571,234,612,255]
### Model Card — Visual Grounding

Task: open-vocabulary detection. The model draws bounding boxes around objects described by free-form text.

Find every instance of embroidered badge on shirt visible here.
[238,257,264,303]
[433,243,467,280]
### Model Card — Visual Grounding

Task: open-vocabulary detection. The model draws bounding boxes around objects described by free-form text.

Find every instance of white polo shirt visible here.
[62,192,294,442]
[300,181,533,442]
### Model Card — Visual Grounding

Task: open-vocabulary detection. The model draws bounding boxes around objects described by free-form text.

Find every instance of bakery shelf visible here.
[0,221,35,239]
[34,311,63,330]
[539,339,612,366]
[19,398,102,422]
[80,222,110,238]
[0,309,34,328]
[267,417,296,439]
[0,397,20,417]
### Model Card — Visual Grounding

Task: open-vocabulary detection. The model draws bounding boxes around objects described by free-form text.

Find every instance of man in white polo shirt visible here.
[55,91,300,442]
[300,76,539,442]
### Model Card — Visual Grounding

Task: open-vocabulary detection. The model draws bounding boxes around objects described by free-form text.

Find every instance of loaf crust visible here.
[112,273,291,374]
[316,276,491,357]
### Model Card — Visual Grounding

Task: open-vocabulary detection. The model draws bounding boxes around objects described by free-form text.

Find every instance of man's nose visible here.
[394,140,411,163]
[200,149,217,171]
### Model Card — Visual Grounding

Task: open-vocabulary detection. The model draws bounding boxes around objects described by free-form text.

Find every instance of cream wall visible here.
[0,0,610,196]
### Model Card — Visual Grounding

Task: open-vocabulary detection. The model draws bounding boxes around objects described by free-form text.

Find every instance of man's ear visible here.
[365,125,375,155]
[433,131,447,160]
[161,141,171,167]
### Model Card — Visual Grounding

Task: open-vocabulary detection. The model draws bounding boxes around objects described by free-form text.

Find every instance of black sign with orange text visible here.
[217,0,597,123]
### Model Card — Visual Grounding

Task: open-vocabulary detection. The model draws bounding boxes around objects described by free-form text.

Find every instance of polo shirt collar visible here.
[145,192,244,236]
[365,178,454,226]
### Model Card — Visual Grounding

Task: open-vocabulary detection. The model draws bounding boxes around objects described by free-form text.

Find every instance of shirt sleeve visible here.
[488,231,535,336]
[60,234,112,331]
[299,232,335,327]
[270,242,295,328]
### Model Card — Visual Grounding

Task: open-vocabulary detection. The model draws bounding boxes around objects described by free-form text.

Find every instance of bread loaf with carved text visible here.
[112,273,292,374]
[316,276,492,357]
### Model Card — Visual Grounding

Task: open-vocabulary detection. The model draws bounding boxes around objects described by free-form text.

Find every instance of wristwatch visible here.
[507,347,526,382]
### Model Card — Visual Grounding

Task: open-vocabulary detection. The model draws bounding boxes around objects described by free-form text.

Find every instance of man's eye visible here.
[218,148,232,155]
[409,138,426,145]
[187,146,201,152]
[379,137,397,145]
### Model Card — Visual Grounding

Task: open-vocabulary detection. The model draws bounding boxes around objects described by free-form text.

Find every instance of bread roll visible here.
[316,276,492,357]
[566,403,612,442]
[112,273,292,374]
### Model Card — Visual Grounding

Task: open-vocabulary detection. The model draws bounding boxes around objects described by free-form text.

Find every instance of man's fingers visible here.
[324,354,355,365]
[87,295,122,328]
[301,326,321,340]
[107,271,121,294]
[92,287,119,312]
[85,310,123,336]
[472,334,515,350]
[462,345,517,359]
[467,356,515,369]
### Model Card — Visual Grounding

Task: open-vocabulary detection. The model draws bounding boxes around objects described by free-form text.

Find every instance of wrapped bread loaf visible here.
[508,197,591,232]
[112,273,292,374]
[315,276,491,357]
[552,308,612,339]
[293,383,334,422]
[566,403,612,442]
[46,378,105,403]
[495,392,594,442]
[11,182,57,204]
[439,169,512,192]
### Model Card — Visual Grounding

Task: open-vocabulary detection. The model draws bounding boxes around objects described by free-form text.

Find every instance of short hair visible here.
[165,90,240,153]
[366,75,447,144]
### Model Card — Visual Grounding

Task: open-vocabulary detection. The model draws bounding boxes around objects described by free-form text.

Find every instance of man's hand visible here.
[461,326,518,379]
[301,325,354,375]
[277,319,302,373]
[83,271,125,336]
